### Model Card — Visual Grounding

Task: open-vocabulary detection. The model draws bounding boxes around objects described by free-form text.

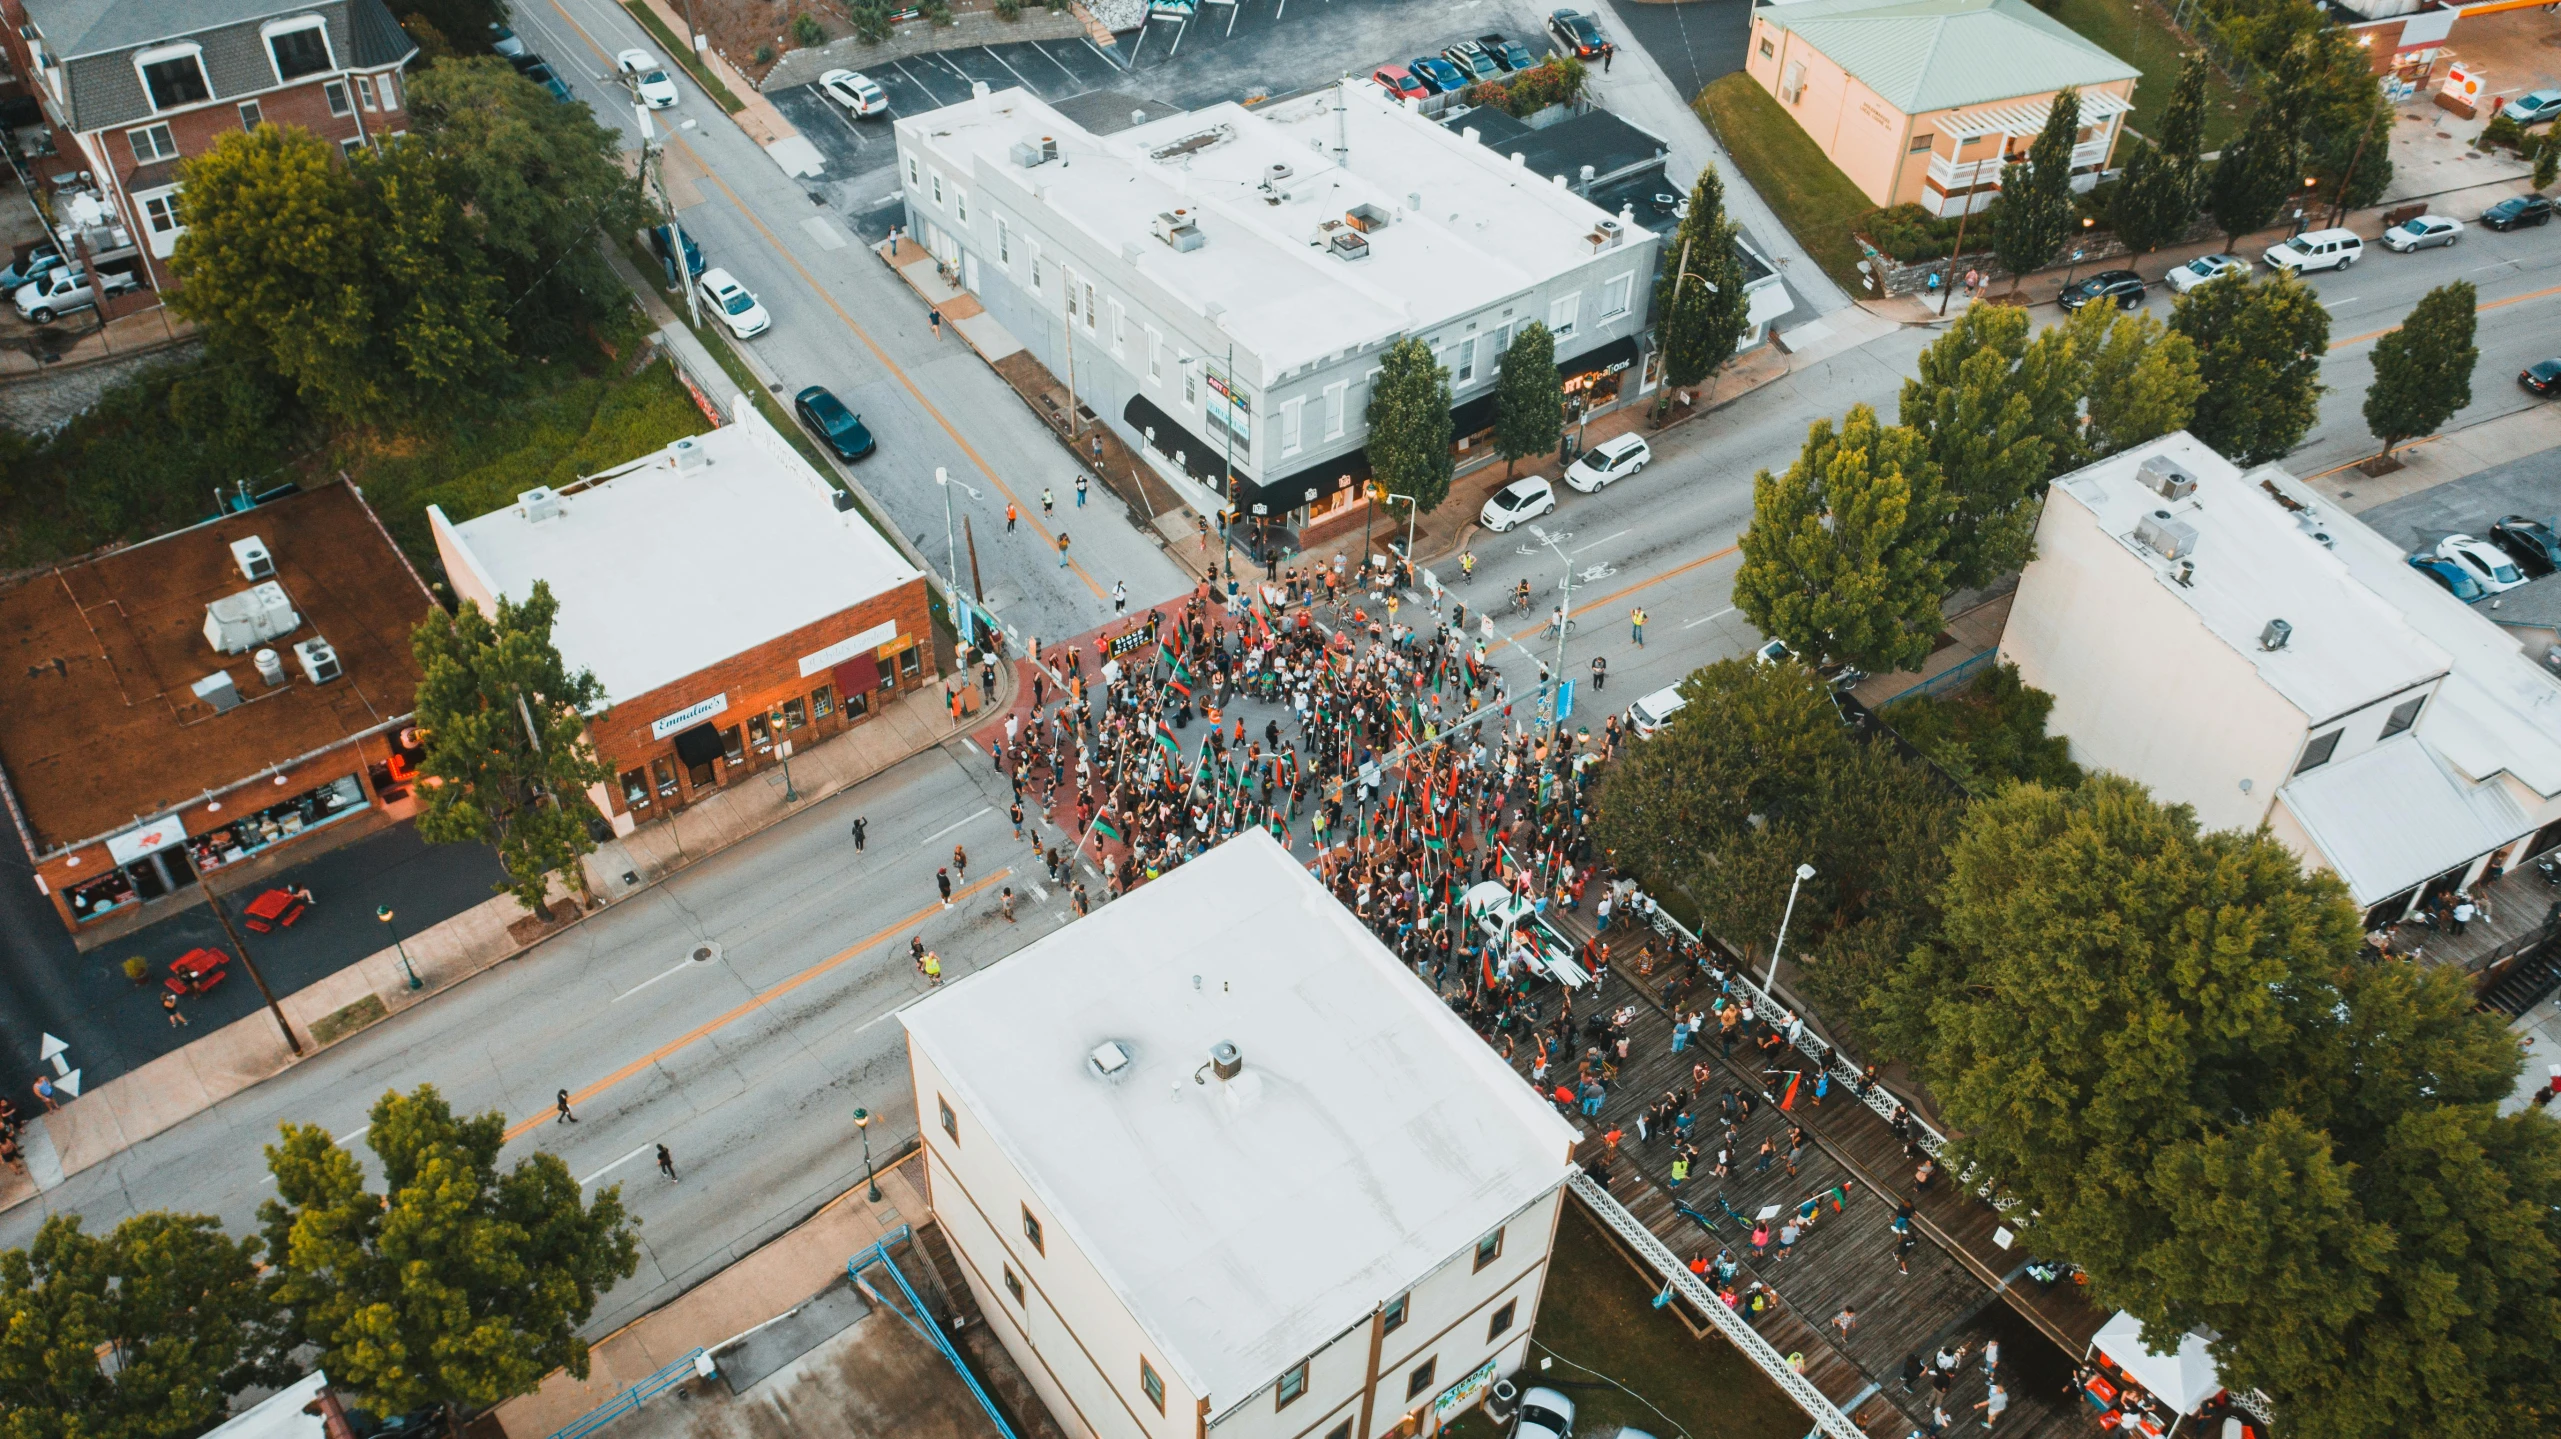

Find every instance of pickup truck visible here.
[12,264,142,323]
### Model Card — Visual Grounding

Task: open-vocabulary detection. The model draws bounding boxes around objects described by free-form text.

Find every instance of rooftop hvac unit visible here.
[230,535,275,580]
[1010,138,1050,168]
[670,436,708,474]
[1344,202,1391,232]
[203,582,301,655]
[1265,162,1294,183]
[1329,228,1371,261]
[295,637,342,685]
[192,670,241,714]
[1591,217,1623,251]
[1151,210,1204,251]
[2135,508,2198,561]
[2137,454,2197,500]
[253,647,286,687]
[2259,618,2292,652]
[1042,134,1058,161]
[519,485,562,522]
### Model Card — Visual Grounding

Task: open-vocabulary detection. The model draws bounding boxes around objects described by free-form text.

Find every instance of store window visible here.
[621,769,650,810]
[812,684,835,720]
[721,726,745,765]
[783,697,808,730]
[843,684,870,720]
[653,758,678,798]
[66,868,139,923]
[749,713,773,752]
[899,648,923,682]
[185,776,367,875]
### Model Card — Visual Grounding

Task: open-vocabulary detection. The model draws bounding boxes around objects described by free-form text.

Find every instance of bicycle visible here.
[1543,616,1578,641]
[1508,589,1534,618]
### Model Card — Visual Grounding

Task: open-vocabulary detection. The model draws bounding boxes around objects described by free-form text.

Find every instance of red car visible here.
[1372,64,1428,102]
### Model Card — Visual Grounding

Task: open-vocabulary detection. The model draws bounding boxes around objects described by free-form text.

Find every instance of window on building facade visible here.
[1277,1362,1307,1409]
[325,80,353,116]
[1083,281,1097,331]
[720,727,744,764]
[931,171,943,205]
[1601,273,1633,319]
[955,188,968,223]
[1406,1358,1437,1400]
[1030,244,1044,291]
[997,219,1011,265]
[379,72,400,109]
[652,758,677,798]
[141,192,180,235]
[1281,398,1303,457]
[1139,1357,1165,1413]
[357,75,378,111]
[129,124,178,164]
[2380,694,2424,739]
[1325,1422,1353,1439]
[1184,366,1197,408]
[1550,294,1579,339]
[268,24,333,81]
[141,53,211,109]
[1382,1292,1408,1333]
[1022,1205,1045,1253]
[1323,381,1346,439]
[748,713,772,752]
[238,100,263,130]
[2293,730,2342,774]
[906,155,919,187]
[621,769,650,809]
[939,1095,957,1140]
[340,136,364,158]
[1488,1300,1517,1341]
[812,685,834,720]
[782,697,807,730]
[1474,1227,1504,1271]
[1110,299,1126,354]
[1759,36,1775,57]
[1003,1264,1024,1306]
[1147,328,1163,381]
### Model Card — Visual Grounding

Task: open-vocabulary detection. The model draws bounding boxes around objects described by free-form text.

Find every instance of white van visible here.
[2261,228,2362,275]
[1626,686,1687,737]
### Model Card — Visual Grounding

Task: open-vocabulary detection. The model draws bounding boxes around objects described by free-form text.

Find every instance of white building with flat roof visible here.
[901,829,1577,1439]
[1997,432,2561,924]
[895,81,1662,541]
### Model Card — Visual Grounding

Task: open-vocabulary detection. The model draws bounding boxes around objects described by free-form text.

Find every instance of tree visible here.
[410,582,613,912]
[1492,322,1561,479]
[2285,29,2396,212]
[2364,281,2477,464]
[2079,308,2202,459]
[2168,270,2328,464]
[2206,107,2297,250]
[1733,405,1951,674]
[2535,134,2559,193]
[1899,305,2056,589]
[1364,336,1454,515]
[1990,87,2079,288]
[0,1213,293,1439]
[1652,165,1750,391]
[1887,775,2561,1439]
[2107,56,2208,252]
[261,1086,641,1424]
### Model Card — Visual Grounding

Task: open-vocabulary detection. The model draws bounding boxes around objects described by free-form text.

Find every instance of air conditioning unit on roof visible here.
[2135,508,2198,561]
[2137,454,2196,500]
[295,637,342,685]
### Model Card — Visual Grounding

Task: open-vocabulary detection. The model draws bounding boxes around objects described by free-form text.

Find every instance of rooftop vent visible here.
[1149,125,1229,162]
[204,582,300,655]
[253,647,285,687]
[2297,516,2335,549]
[1151,209,1204,251]
[1344,201,1391,232]
[294,637,341,685]
[1089,1040,1133,1077]
[519,485,563,522]
[191,670,240,714]
[2136,508,2198,562]
[2259,618,2292,652]
[1590,216,1623,252]
[1265,161,1294,184]
[230,535,274,581]
[1210,1041,1242,1081]
[670,437,708,475]
[1328,228,1370,261]
[2138,454,2197,500]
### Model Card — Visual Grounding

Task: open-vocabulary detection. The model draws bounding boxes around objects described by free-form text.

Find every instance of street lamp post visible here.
[769,707,800,803]
[378,905,422,990]
[2061,216,2097,289]
[1766,862,1816,991]
[934,467,982,647]
[1385,492,1420,591]
[853,1106,881,1202]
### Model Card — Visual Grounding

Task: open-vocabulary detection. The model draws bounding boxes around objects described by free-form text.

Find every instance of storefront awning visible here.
[833,652,880,697]
[1124,395,1246,492]
[1561,334,1642,381]
[2092,1312,2223,1415]
[672,723,724,767]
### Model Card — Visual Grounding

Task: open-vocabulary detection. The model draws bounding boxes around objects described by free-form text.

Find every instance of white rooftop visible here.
[429,406,923,709]
[900,82,1651,377]
[900,829,1576,1412]
[2281,735,2531,904]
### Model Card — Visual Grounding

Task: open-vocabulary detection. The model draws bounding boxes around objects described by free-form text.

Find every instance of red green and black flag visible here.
[1093,813,1124,845]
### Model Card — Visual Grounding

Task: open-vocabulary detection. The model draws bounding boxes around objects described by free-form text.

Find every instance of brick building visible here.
[0,482,436,938]
[429,402,938,835]
[0,0,417,301]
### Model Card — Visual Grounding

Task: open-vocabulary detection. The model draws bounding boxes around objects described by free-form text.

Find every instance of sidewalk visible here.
[2294,398,2561,513]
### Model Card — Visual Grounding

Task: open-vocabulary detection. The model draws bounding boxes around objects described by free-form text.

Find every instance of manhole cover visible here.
[689,941,723,964]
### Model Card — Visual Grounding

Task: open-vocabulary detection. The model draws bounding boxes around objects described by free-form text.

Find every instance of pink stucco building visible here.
[1745,0,2140,216]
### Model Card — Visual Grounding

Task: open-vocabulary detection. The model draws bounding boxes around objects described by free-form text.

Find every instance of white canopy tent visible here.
[2092,1311,2224,1415]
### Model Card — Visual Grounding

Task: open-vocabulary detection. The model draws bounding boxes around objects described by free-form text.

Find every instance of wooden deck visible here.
[1500,906,2106,1439]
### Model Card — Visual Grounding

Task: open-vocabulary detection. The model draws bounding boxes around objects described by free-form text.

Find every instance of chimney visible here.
[1578,163,1595,194]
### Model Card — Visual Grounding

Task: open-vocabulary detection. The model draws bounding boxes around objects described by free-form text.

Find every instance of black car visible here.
[794,385,875,461]
[1477,32,1535,72]
[1547,9,1606,58]
[2490,515,2561,577]
[2481,195,2554,231]
[2057,269,2146,312]
[2522,358,2561,398]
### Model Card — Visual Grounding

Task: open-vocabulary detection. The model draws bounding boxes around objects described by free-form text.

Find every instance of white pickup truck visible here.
[12,264,143,323]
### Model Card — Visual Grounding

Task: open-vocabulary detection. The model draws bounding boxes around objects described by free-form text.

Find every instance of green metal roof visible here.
[1765,0,2140,115]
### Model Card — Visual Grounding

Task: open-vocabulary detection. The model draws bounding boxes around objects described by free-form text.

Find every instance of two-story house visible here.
[0,0,417,296]
[902,829,1579,1439]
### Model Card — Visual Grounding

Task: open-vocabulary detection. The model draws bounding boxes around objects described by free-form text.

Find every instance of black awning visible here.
[672,723,724,767]
[1123,395,1241,490]
[1562,334,1642,379]
[1237,451,1368,519]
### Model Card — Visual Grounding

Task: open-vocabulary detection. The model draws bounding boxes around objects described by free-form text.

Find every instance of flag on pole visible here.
[1780,1071,1803,1111]
[1093,814,1124,845]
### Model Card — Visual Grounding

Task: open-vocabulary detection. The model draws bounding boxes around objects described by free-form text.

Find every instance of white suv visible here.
[1564,433,1651,492]
[2261,227,2362,275]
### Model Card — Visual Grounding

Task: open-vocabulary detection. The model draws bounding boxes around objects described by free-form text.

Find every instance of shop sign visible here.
[1430,1358,1500,1422]
[651,693,729,740]
[798,621,900,678]
[105,815,186,865]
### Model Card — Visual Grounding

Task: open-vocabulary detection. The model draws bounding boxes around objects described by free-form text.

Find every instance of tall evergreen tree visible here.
[2108,56,2209,252]
[1733,405,1952,673]
[2207,107,2298,250]
[2535,135,2559,193]
[2169,270,2328,464]
[1652,165,1750,390]
[1991,87,2080,289]
[2080,309,2203,459]
[2364,281,2478,464]
[1364,336,1455,514]
[1492,321,1561,479]
[1899,305,2050,589]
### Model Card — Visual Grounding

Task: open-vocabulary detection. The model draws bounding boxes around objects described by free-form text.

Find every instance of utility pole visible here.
[963,515,987,605]
[196,873,300,1054]
[1061,272,1081,438]
[640,107,702,331]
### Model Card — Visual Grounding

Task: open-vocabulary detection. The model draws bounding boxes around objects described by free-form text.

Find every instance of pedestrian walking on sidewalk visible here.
[1057,531,1072,567]
[1042,487,1055,517]
[1011,803,1026,840]
[1113,580,1128,614]
[953,843,969,880]
[920,951,944,985]
[164,991,187,1027]
[936,867,953,907]
[1974,1385,2008,1431]
[1832,1307,1858,1340]
[556,1090,578,1124]
[929,309,942,339]
[657,1143,679,1182]
[1076,474,1088,508]
[850,816,867,850]
[1630,607,1647,646]
[1590,655,1607,691]
[1001,886,1017,923]
[1005,502,1020,532]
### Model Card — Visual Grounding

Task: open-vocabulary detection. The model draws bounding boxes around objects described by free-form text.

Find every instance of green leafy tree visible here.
[1733,404,1951,673]
[2286,29,2396,211]
[2079,308,2202,459]
[1652,165,1750,390]
[1492,321,1561,479]
[1878,659,2081,797]
[2206,108,2298,250]
[2364,281,2478,464]
[1991,87,2079,288]
[411,582,613,912]
[2108,56,2209,252]
[1888,775,2561,1439]
[1365,336,1454,515]
[262,1086,641,1425]
[2535,135,2558,193]
[1899,305,2054,588]
[0,1213,294,1439]
[2168,270,2328,464]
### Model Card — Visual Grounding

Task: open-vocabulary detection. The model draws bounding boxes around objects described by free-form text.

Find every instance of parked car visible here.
[1372,65,1428,102]
[2056,269,2145,312]
[619,49,679,108]
[488,23,527,58]
[1547,9,1607,58]
[12,265,140,323]
[1442,42,1501,84]
[2501,89,2561,126]
[522,61,572,103]
[1563,433,1650,492]
[2163,254,2245,293]
[794,386,876,460]
[2407,552,2488,603]
[0,242,65,294]
[1479,476,1557,532]
[649,223,704,283]
[1478,33,1535,72]
[819,69,889,117]
[2261,228,2361,275]
[506,49,547,72]
[2481,195,2554,231]
[1515,1386,1577,1439]
[1753,637,1791,665]
[1409,55,1466,94]
[2381,214,2462,252]
[696,267,770,338]
[2438,534,2528,594]
[2489,515,2561,577]
[1626,685,1686,738]
[2521,358,2561,397]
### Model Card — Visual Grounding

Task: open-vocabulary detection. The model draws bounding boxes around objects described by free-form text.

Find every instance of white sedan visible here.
[1479,476,1556,532]
[618,49,679,108]
[2381,214,2461,253]
[2163,253,2246,294]
[1563,432,1650,492]
[696,268,771,338]
[819,68,890,117]
[2439,534,2527,593]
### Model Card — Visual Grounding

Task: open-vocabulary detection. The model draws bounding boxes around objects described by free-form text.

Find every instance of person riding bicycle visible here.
[1549,606,1567,637]
[1513,578,1532,612]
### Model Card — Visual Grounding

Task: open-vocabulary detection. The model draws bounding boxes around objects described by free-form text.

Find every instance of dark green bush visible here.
[1880,660,2081,795]
[790,12,825,45]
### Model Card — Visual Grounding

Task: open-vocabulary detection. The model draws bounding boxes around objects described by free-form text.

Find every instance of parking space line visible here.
[1126,21,1151,66]
[1085,37,1128,71]
[1027,41,1084,85]
[988,47,1039,92]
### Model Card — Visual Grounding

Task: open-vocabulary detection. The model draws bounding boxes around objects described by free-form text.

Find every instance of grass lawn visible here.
[2045,0,2250,148]
[1695,75,1875,295]
[1449,1205,1804,1439]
